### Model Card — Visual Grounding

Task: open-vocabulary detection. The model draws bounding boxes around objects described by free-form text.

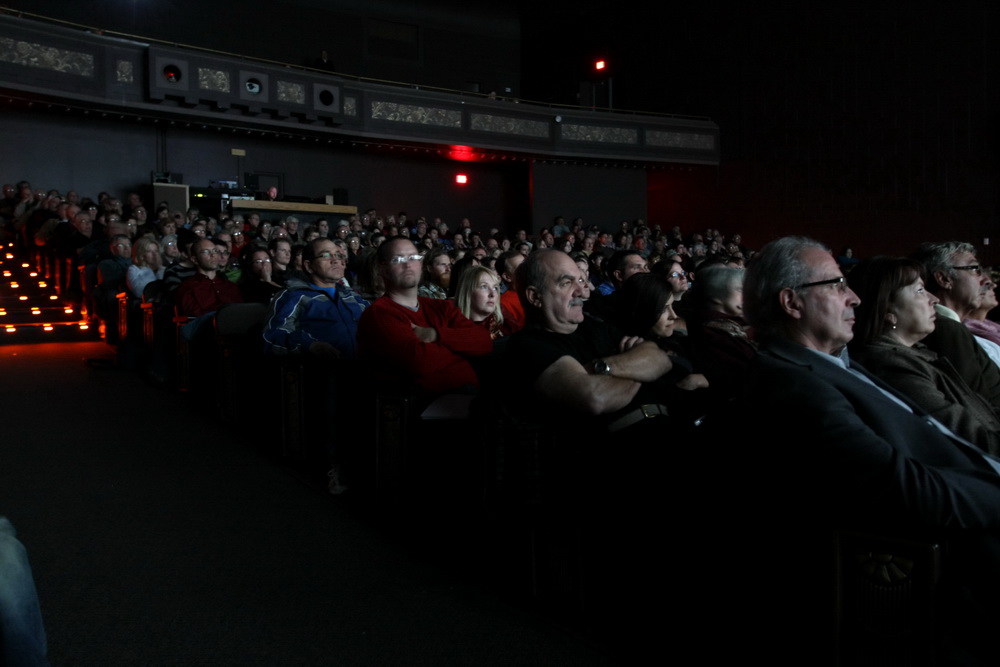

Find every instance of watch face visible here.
[594,359,611,375]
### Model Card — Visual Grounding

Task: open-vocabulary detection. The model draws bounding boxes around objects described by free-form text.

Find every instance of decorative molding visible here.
[277,81,305,104]
[561,124,637,144]
[115,59,133,84]
[370,101,461,128]
[647,130,715,151]
[0,37,93,77]
[197,67,230,93]
[0,16,720,166]
[470,113,549,139]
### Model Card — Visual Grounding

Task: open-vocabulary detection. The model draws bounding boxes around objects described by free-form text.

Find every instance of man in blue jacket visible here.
[262,238,370,493]
[263,238,369,357]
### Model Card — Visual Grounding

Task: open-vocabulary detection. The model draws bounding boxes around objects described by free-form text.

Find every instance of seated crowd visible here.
[8,179,1000,662]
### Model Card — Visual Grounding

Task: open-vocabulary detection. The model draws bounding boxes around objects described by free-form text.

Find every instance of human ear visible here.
[778,288,803,320]
[525,285,542,308]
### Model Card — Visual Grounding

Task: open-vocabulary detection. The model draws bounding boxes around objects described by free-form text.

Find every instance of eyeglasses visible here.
[952,265,982,276]
[795,276,849,293]
[668,271,685,279]
[252,258,271,264]
[387,254,423,264]
[315,252,347,261]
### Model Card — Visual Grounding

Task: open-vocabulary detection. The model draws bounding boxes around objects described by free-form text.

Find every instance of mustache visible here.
[569,298,585,307]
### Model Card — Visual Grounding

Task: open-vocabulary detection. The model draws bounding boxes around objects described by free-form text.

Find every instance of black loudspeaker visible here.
[152,183,189,214]
[313,84,340,114]
[238,71,270,109]
[150,54,191,97]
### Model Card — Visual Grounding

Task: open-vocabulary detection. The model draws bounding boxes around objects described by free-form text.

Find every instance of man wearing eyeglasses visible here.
[734,236,1000,661]
[357,237,491,397]
[916,241,987,320]
[96,234,132,288]
[912,241,1000,405]
[263,238,369,357]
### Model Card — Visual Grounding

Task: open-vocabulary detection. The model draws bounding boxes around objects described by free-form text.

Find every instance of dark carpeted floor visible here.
[0,342,616,666]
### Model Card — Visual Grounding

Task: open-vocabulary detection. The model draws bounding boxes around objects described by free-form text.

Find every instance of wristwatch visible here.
[592,359,611,375]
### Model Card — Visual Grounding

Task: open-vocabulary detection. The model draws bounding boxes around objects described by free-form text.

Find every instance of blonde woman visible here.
[126,234,165,298]
[455,265,508,340]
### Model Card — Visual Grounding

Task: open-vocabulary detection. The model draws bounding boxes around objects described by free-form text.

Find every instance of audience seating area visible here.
[1,181,964,665]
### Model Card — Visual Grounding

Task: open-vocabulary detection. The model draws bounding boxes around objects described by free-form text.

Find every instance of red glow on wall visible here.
[447,145,479,162]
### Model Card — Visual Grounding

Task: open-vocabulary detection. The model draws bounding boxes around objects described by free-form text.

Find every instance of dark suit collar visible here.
[764,337,935,416]
[761,337,830,369]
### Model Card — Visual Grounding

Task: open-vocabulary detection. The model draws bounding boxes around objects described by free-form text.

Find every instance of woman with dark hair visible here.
[315,218,331,240]
[614,273,676,340]
[847,256,1000,454]
[418,247,451,299]
[239,248,282,304]
[613,273,709,398]
[345,233,364,278]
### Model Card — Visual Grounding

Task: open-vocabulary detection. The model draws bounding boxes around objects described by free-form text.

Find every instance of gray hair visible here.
[691,265,744,310]
[516,249,559,320]
[744,236,829,340]
[910,241,977,294]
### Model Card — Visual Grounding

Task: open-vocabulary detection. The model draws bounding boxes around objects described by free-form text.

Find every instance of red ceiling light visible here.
[595,60,606,71]
[455,174,468,185]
